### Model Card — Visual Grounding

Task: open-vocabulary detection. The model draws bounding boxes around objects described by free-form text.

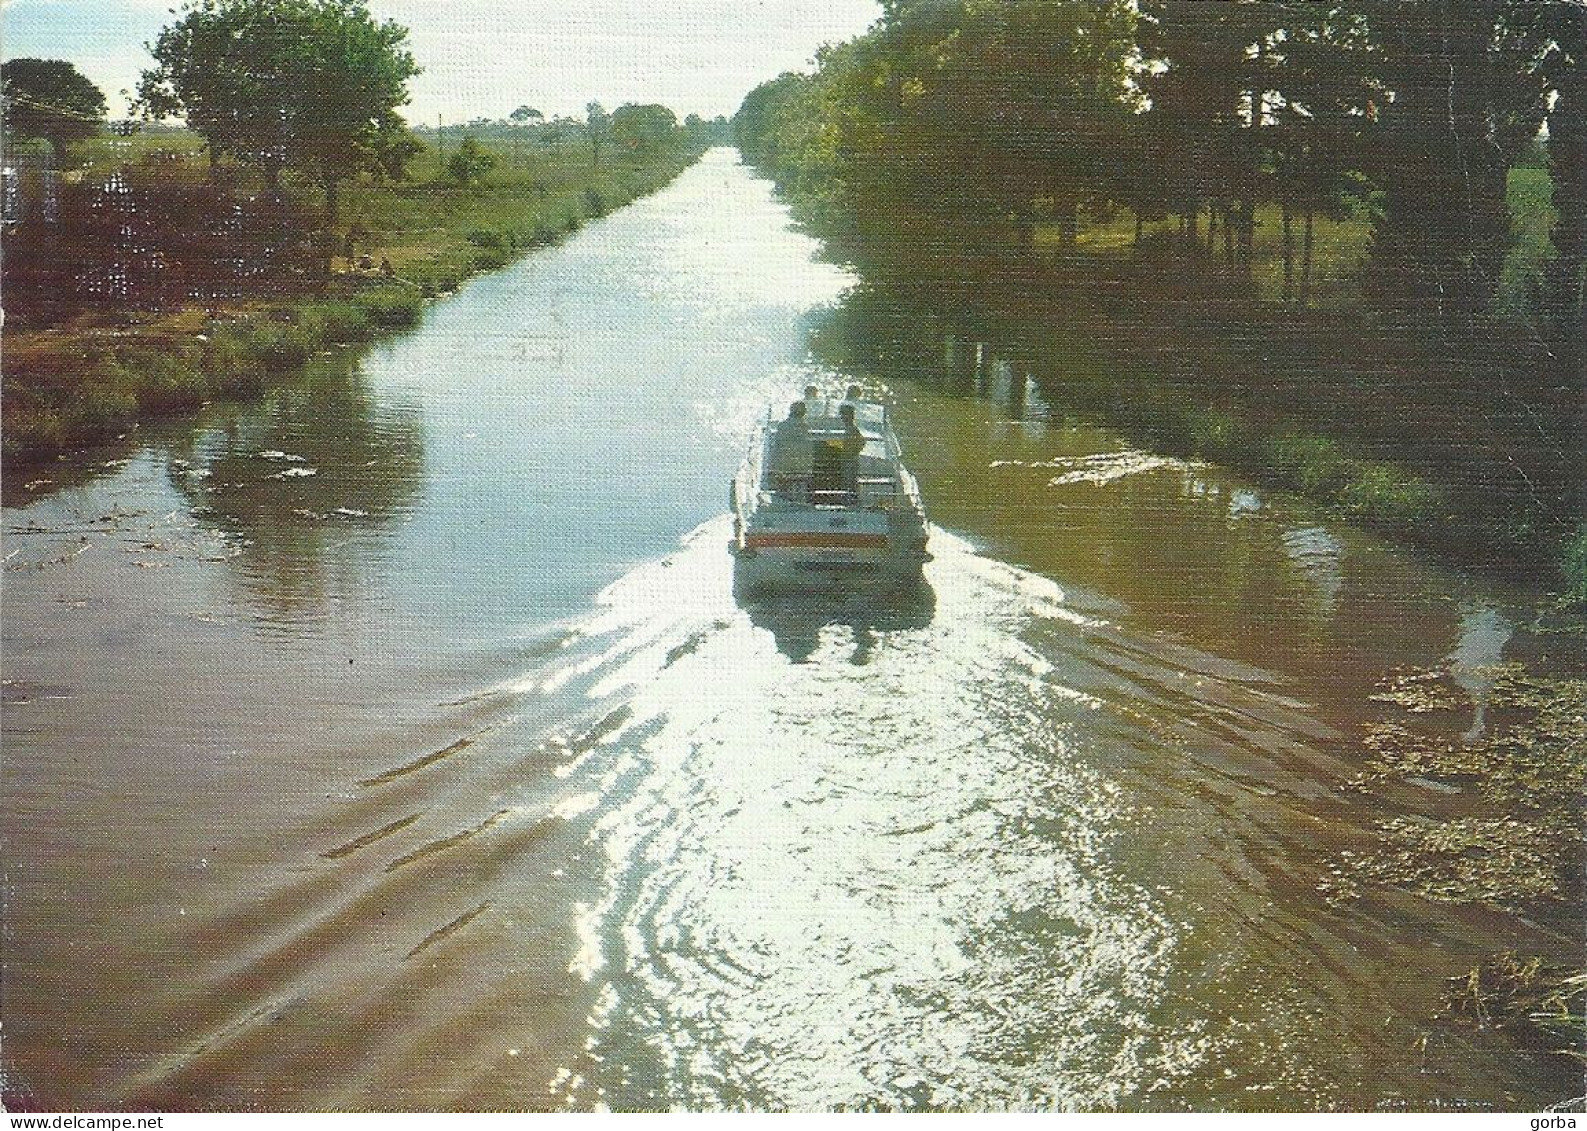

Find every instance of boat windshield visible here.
[801,398,887,436]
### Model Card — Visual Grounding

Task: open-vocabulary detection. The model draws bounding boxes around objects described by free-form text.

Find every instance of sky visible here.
[0,0,882,123]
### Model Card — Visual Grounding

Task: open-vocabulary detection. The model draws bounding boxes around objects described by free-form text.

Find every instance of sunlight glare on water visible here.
[532,522,1198,1110]
[639,151,856,316]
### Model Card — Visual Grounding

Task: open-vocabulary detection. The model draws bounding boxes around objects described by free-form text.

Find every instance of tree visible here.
[136,0,421,222]
[1536,3,1586,348]
[1,58,107,160]
[585,100,610,166]
[1262,5,1376,304]
[609,103,678,154]
[1359,0,1555,321]
[446,135,496,185]
[735,73,809,166]
[510,105,543,124]
[872,0,1140,250]
[1136,1,1252,251]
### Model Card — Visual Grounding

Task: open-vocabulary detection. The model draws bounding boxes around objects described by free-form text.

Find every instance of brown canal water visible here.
[2,149,1579,1111]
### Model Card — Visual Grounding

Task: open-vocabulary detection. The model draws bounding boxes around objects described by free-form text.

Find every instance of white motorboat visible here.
[730,390,930,592]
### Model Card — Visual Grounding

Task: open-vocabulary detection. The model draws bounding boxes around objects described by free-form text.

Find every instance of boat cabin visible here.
[761,398,902,508]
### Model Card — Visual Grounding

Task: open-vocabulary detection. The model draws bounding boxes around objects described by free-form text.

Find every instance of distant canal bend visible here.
[2,148,1575,1111]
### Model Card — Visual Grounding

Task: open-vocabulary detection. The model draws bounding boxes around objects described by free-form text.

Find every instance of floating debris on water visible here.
[1332,665,1585,914]
[1368,668,1462,713]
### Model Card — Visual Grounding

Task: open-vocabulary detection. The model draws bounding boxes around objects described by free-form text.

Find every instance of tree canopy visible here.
[135,0,421,220]
[1,58,107,159]
[446,135,496,185]
[735,0,1584,330]
[610,103,679,154]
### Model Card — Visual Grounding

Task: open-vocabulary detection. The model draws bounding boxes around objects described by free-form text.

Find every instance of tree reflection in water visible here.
[163,352,424,625]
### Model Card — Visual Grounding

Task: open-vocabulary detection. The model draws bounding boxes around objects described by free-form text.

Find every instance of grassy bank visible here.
[2,282,427,462]
[340,133,698,296]
[2,129,704,464]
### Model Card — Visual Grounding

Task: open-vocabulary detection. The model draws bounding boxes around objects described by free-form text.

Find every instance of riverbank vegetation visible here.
[734,0,1585,598]
[2,1,723,466]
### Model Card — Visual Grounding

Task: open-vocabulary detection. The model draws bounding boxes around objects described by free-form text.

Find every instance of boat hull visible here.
[731,502,929,595]
[732,542,928,595]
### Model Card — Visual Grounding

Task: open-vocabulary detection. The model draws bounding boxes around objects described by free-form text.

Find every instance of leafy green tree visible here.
[1,58,107,160]
[1136,1,1252,250]
[1262,5,1375,304]
[836,0,1139,250]
[609,103,678,154]
[585,100,610,166]
[445,135,496,185]
[734,73,810,167]
[983,0,1140,249]
[510,105,543,124]
[136,0,421,221]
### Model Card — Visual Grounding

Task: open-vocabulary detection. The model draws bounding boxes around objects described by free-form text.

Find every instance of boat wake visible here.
[106,515,1349,1111]
[525,520,1206,1110]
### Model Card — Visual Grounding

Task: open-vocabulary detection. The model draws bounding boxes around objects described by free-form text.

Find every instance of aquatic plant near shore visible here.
[1440,954,1586,1071]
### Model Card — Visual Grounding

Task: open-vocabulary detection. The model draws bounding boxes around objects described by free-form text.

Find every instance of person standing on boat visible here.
[837,403,866,500]
[768,400,813,499]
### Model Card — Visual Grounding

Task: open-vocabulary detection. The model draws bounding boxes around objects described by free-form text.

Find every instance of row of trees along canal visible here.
[736,0,1586,599]
[2,0,726,465]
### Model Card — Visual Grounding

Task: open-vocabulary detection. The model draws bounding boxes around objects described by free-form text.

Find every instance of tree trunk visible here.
[1134,211,1143,248]
[1282,201,1294,303]
[1056,198,1078,251]
[323,170,339,226]
[1545,46,1586,351]
[1300,211,1315,307]
[1245,34,1266,277]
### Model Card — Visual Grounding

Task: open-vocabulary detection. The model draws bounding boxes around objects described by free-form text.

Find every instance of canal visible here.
[2,148,1576,1111]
